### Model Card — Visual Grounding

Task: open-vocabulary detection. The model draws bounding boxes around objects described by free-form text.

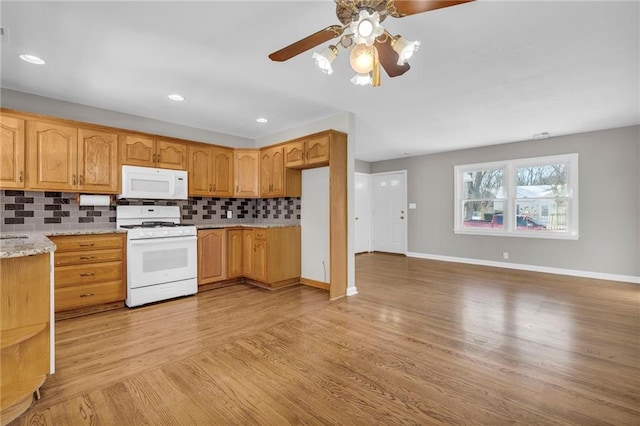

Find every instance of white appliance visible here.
[119,165,188,200]
[117,205,197,307]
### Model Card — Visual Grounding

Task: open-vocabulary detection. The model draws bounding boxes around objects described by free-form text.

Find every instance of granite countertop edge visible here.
[192,224,300,229]
[0,229,125,259]
[0,225,297,258]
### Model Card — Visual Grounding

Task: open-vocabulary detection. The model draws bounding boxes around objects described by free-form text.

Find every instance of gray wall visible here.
[371,126,640,277]
[355,160,371,174]
[1,89,254,148]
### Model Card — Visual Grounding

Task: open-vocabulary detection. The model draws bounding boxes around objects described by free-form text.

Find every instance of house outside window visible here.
[454,154,579,239]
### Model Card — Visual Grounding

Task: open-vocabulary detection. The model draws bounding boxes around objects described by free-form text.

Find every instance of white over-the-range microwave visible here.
[118,165,188,200]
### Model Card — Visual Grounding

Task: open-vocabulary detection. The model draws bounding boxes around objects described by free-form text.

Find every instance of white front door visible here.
[354,173,371,253]
[372,171,407,254]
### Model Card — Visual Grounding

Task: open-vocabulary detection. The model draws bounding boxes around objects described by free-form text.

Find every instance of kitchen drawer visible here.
[254,229,267,240]
[54,249,123,267]
[52,235,123,252]
[55,281,124,311]
[55,261,123,288]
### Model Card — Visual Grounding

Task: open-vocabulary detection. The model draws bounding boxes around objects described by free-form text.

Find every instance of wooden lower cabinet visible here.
[243,227,300,287]
[49,234,125,312]
[1,253,50,425]
[227,229,244,279]
[199,227,300,289]
[197,229,227,285]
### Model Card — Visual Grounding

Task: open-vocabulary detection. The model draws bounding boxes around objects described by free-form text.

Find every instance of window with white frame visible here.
[454,154,579,239]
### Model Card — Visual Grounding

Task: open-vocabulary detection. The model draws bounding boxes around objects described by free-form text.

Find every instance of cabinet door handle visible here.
[18,171,23,182]
[153,153,157,162]
[80,272,95,277]
[78,243,95,247]
[157,153,161,163]
[209,184,212,192]
[79,256,96,260]
[72,174,77,185]
[79,293,95,298]
[213,184,216,191]
[79,175,84,185]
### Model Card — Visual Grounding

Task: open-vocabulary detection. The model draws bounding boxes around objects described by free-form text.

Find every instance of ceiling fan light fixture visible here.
[392,36,421,65]
[349,43,376,74]
[351,72,372,86]
[312,45,338,75]
[350,10,384,45]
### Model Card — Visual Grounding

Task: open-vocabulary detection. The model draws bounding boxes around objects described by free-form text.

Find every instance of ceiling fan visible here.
[269,0,475,87]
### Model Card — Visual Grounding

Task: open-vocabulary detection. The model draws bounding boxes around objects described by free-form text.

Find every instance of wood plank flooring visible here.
[9,253,640,425]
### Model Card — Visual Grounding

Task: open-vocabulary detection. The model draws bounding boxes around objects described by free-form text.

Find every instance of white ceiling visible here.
[1,1,638,162]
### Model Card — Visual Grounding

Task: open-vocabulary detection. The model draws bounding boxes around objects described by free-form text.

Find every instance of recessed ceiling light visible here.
[168,94,185,102]
[256,118,268,124]
[533,132,551,140]
[19,54,45,65]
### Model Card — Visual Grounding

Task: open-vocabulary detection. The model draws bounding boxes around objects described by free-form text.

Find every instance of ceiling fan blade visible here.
[269,25,344,62]
[387,0,475,18]
[375,37,410,78]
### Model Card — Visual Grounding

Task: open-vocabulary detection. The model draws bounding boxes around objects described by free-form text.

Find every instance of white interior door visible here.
[372,171,407,254]
[354,173,371,253]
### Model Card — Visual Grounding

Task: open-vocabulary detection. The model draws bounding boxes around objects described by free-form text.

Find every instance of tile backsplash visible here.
[1,190,301,233]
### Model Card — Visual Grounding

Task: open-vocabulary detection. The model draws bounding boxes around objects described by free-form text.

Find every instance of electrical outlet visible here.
[503,251,509,260]
[226,210,233,219]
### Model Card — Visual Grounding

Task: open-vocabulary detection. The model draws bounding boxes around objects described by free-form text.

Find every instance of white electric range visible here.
[116,205,197,307]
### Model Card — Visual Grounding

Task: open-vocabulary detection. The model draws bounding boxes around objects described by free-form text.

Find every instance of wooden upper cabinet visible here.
[122,135,186,170]
[234,150,259,198]
[188,144,213,196]
[284,142,305,168]
[0,115,25,189]
[187,145,233,197]
[284,134,330,169]
[156,139,187,170]
[212,147,233,197]
[260,146,285,197]
[77,128,119,193]
[27,121,78,191]
[122,134,154,166]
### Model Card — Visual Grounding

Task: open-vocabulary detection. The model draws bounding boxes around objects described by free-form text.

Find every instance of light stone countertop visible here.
[0,229,125,259]
[0,225,295,258]
[0,233,56,259]
[192,224,300,229]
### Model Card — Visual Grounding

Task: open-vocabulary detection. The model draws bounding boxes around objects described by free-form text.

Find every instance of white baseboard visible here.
[405,252,640,284]
[346,286,359,296]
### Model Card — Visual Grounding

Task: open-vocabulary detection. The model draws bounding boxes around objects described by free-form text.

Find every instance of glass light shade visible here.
[312,45,338,75]
[393,36,421,65]
[349,10,384,45]
[349,43,375,74]
[351,72,372,86]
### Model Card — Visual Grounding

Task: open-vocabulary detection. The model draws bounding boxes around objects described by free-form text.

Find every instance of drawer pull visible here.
[80,272,95,277]
[79,293,95,298]
[79,256,96,260]
[78,243,95,247]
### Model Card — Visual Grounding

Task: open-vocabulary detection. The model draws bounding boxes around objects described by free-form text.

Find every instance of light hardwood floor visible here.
[10,253,640,425]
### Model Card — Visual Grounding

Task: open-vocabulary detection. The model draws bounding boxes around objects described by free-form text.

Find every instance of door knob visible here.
[400,216,404,220]
[355,217,359,220]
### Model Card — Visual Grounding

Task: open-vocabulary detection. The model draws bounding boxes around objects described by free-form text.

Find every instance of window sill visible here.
[453,228,579,240]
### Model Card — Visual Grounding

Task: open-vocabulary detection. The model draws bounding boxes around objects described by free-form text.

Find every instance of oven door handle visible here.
[128,236,197,245]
